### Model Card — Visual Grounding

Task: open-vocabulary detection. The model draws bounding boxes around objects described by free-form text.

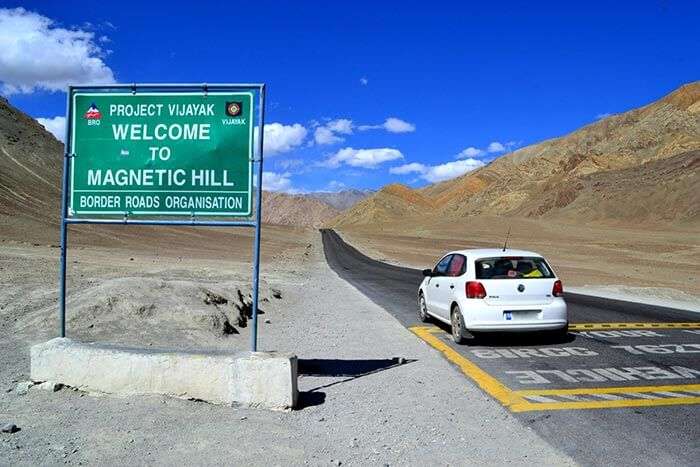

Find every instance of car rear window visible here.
[475,256,555,279]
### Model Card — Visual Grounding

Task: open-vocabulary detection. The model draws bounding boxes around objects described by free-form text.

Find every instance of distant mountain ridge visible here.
[262,192,340,228]
[307,189,373,211]
[333,81,700,228]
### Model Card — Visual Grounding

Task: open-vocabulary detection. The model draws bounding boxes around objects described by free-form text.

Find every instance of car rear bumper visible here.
[467,320,568,332]
[460,298,568,332]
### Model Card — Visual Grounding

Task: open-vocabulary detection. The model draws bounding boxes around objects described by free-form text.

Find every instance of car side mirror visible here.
[422,269,433,277]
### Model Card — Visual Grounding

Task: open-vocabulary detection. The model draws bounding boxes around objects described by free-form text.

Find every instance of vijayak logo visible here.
[222,101,246,126]
[84,103,102,126]
[225,101,242,117]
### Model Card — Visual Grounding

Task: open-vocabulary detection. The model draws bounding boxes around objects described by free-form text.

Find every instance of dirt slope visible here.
[330,183,434,227]
[262,191,340,228]
[0,96,63,241]
[307,189,373,211]
[333,81,700,228]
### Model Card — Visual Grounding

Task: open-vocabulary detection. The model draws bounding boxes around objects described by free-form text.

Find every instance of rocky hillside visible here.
[307,189,373,211]
[0,96,63,241]
[262,192,340,228]
[329,183,434,227]
[334,81,700,228]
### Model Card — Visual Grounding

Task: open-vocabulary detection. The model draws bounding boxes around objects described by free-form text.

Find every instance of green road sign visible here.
[69,92,253,217]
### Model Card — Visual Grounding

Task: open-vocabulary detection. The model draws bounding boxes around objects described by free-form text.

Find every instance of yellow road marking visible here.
[515,384,700,396]
[510,396,700,412]
[409,326,527,409]
[409,324,700,412]
[569,322,700,331]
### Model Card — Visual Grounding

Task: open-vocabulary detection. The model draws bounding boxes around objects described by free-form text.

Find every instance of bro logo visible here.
[84,103,102,126]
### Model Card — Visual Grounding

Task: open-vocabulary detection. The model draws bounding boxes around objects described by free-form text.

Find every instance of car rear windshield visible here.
[475,256,555,279]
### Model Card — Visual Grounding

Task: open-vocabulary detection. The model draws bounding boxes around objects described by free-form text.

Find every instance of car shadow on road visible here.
[431,321,576,347]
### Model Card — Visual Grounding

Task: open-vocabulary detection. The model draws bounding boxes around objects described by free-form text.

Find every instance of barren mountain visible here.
[0,96,63,242]
[330,183,434,227]
[333,81,700,227]
[262,191,340,228]
[307,189,373,211]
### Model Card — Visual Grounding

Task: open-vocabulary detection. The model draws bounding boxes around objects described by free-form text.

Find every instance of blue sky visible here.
[2,1,699,193]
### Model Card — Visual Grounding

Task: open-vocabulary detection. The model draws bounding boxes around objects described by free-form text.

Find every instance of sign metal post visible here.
[57,83,266,351]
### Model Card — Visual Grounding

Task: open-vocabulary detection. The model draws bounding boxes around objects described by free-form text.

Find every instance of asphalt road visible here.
[321,229,700,466]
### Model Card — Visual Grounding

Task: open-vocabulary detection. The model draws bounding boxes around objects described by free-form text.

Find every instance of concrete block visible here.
[30,338,297,410]
[232,352,298,410]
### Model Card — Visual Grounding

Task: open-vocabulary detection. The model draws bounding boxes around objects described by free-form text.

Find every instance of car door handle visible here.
[435,284,439,287]
[450,285,454,289]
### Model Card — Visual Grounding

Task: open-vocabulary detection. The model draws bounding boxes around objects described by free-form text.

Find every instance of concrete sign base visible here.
[30,338,298,411]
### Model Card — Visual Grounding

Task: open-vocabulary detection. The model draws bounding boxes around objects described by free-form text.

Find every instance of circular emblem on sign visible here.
[227,102,241,116]
[517,284,525,292]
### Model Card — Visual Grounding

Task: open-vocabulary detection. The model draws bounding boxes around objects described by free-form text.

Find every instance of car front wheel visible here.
[418,293,430,322]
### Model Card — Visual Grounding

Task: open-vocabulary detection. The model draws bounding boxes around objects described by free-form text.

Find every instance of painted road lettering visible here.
[506,366,700,385]
[411,324,700,411]
[575,330,666,338]
[470,347,598,359]
[611,344,700,355]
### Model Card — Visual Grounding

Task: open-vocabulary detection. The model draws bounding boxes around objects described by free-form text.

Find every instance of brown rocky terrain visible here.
[307,189,373,211]
[0,96,63,241]
[262,191,340,228]
[328,183,434,227]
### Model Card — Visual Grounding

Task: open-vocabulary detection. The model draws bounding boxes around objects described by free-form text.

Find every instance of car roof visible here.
[446,248,545,259]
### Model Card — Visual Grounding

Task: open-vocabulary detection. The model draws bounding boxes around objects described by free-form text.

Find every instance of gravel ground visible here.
[0,233,574,465]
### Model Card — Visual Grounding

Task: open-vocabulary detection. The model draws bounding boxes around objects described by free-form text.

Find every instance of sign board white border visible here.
[68,91,254,217]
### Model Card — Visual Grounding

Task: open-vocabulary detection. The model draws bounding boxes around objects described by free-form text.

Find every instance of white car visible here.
[418,249,568,343]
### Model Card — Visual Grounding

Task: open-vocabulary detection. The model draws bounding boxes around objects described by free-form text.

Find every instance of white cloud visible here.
[36,116,65,142]
[0,7,115,94]
[358,117,416,133]
[390,158,484,183]
[258,123,307,155]
[326,118,353,135]
[487,141,518,154]
[383,117,415,133]
[487,141,505,153]
[325,147,404,169]
[314,118,354,145]
[596,112,613,120]
[276,158,304,171]
[456,146,485,159]
[262,171,293,192]
[389,162,427,175]
[314,126,344,145]
[360,77,368,86]
[421,158,485,183]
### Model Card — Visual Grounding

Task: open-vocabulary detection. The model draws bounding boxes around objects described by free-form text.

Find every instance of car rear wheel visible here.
[451,305,467,345]
[418,293,430,322]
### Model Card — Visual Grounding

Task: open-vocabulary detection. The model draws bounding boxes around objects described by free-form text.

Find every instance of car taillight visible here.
[466,281,487,299]
[552,280,564,297]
